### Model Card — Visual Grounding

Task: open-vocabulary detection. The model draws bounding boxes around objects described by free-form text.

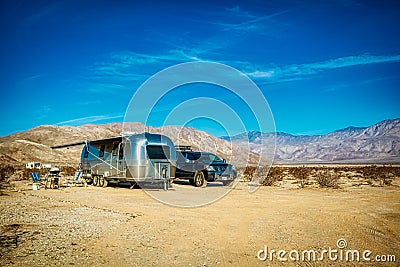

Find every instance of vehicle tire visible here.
[189,179,195,186]
[92,176,99,186]
[102,177,108,187]
[98,176,104,187]
[222,181,232,186]
[194,171,207,187]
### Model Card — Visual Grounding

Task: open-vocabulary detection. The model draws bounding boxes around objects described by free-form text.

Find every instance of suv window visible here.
[186,152,201,161]
[180,152,222,163]
[199,153,222,163]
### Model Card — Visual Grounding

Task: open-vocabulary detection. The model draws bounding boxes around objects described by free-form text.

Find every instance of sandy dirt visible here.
[1,178,399,266]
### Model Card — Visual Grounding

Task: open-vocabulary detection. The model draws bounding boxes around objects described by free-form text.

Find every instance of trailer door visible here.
[146,145,171,179]
[111,142,125,177]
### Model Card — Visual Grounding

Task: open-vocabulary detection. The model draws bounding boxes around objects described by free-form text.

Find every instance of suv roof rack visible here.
[176,145,192,151]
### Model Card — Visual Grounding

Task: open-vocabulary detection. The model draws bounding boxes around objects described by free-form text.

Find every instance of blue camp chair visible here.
[30,172,41,183]
[30,172,46,188]
[64,170,86,186]
[74,170,83,182]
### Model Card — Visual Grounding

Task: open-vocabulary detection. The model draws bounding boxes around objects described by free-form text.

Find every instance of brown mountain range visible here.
[0,123,260,167]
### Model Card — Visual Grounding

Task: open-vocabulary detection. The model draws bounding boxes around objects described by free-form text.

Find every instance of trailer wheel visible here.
[194,171,207,188]
[98,176,105,187]
[100,177,108,187]
[92,176,98,186]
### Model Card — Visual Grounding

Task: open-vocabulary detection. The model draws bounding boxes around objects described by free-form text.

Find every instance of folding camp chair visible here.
[63,170,86,187]
[30,172,46,189]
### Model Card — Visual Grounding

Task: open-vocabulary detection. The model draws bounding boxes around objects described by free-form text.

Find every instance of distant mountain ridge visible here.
[0,123,261,167]
[1,119,399,167]
[222,118,400,163]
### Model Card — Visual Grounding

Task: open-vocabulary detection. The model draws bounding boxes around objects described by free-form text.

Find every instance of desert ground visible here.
[1,166,399,266]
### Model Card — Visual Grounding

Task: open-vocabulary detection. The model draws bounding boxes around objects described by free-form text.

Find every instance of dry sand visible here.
[1,176,399,266]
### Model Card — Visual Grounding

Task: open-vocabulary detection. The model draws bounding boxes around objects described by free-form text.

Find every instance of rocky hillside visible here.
[0,123,260,167]
[222,118,400,163]
[2,119,398,168]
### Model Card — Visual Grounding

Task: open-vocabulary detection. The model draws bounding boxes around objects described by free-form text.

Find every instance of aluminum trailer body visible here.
[53,133,176,188]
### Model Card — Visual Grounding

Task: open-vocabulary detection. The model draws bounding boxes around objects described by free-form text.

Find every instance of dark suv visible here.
[175,146,237,187]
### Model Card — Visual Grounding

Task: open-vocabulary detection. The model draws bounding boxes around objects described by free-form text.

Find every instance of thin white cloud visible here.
[85,82,128,93]
[214,9,290,32]
[225,6,257,19]
[108,50,200,65]
[23,74,41,81]
[88,49,400,88]
[306,54,400,70]
[246,54,400,82]
[35,105,52,119]
[56,114,124,126]
[88,50,201,82]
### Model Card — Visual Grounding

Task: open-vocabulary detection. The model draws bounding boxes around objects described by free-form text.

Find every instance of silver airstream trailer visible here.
[52,133,176,189]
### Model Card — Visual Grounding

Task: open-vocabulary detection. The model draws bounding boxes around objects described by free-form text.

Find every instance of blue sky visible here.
[1,0,399,137]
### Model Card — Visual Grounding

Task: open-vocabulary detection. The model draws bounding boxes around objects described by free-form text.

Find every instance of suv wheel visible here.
[222,181,232,186]
[194,171,207,187]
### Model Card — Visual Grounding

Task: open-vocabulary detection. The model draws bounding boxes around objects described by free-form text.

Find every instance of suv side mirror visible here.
[223,159,226,163]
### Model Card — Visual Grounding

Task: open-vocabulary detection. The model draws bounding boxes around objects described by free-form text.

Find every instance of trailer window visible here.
[118,144,124,160]
[146,145,170,159]
[112,143,119,156]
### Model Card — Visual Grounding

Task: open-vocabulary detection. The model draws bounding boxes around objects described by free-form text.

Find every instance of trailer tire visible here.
[92,176,98,186]
[101,177,108,187]
[98,176,105,187]
[194,171,207,188]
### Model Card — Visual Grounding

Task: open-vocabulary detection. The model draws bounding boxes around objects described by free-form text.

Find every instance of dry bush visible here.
[262,166,285,186]
[288,166,311,188]
[60,166,77,176]
[361,165,398,186]
[237,166,256,182]
[0,165,15,181]
[0,164,32,181]
[0,165,15,194]
[315,167,340,188]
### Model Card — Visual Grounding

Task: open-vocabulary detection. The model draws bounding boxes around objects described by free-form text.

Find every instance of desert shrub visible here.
[60,166,77,176]
[315,168,340,188]
[0,165,14,194]
[262,166,285,186]
[0,165,15,181]
[238,166,257,182]
[361,165,395,186]
[288,166,311,188]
